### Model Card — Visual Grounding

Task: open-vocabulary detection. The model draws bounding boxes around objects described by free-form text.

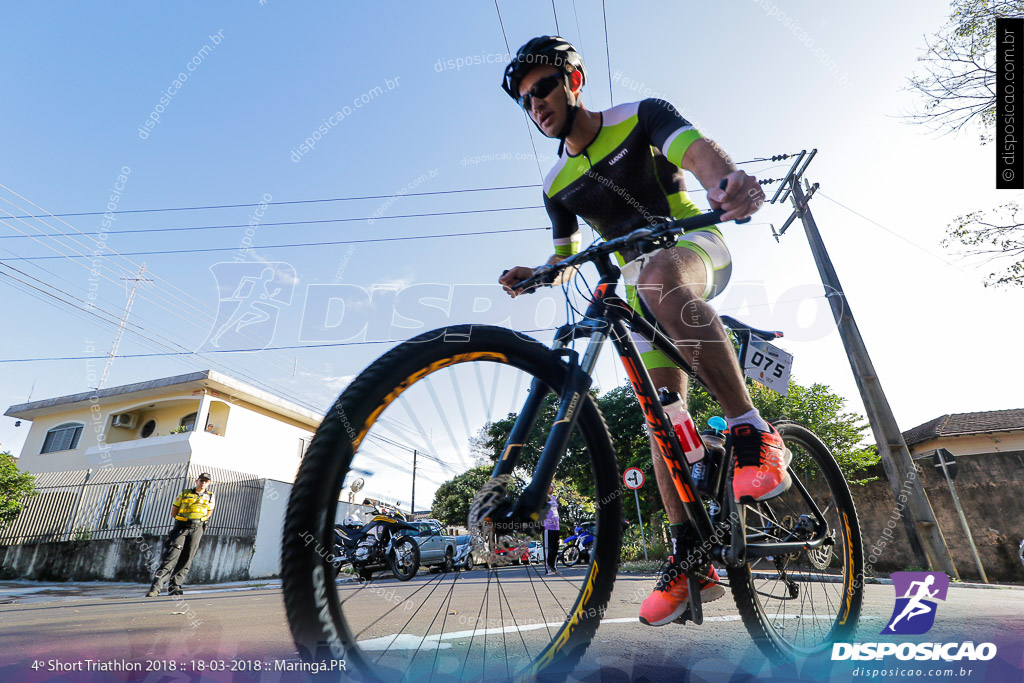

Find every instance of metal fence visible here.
[0,462,264,545]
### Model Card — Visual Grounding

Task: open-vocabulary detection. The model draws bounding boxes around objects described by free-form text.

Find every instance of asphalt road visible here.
[1,567,1021,682]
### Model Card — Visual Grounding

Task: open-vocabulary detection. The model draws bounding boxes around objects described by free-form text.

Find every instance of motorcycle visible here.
[332,504,421,581]
[559,522,596,568]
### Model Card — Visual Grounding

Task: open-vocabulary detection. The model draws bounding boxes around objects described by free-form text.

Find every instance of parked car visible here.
[408,519,458,572]
[528,540,543,564]
[493,535,530,565]
[453,534,476,571]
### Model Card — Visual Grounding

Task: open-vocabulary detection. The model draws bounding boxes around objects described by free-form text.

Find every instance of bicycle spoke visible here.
[288,339,622,681]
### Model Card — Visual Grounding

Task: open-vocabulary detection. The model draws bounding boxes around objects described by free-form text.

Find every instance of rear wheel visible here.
[281,325,623,681]
[728,422,864,661]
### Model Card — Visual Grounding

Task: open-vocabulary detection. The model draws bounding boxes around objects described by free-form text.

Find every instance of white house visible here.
[5,370,322,482]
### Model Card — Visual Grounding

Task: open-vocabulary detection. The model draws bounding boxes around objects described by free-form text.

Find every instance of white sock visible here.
[727,408,770,433]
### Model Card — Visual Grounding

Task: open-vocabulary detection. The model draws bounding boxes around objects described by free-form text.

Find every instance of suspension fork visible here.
[492,321,608,526]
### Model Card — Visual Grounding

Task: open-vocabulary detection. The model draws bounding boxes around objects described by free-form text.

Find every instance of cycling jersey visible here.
[541,98,732,369]
[544,98,716,258]
[173,487,216,522]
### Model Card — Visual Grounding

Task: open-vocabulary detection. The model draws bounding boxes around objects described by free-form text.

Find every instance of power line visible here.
[0,206,547,240]
[5,227,551,260]
[0,157,790,242]
[551,0,560,33]
[0,328,562,363]
[493,0,546,180]
[0,188,332,413]
[816,191,974,277]
[2,184,544,220]
[601,0,612,106]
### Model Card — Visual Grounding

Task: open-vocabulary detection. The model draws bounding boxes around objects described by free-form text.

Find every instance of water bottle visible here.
[698,416,728,495]
[658,388,705,465]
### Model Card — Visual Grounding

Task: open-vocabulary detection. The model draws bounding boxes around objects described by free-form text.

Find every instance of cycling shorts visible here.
[617,228,732,371]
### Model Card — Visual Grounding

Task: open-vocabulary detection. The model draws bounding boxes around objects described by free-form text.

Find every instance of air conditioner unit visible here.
[111,413,137,429]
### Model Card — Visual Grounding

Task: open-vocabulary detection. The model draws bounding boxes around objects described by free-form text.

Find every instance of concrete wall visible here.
[0,533,257,584]
[852,440,1024,583]
[249,480,291,578]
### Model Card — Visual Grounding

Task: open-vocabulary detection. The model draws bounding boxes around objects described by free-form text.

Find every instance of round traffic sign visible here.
[623,467,645,490]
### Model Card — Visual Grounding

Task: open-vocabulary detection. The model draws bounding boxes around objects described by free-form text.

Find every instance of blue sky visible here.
[2,2,1022,506]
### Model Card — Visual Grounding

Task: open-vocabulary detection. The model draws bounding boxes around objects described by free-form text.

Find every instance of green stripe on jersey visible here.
[546,115,639,197]
[665,129,703,168]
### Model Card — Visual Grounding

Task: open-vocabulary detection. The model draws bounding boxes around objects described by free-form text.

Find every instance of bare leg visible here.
[636,247,754,418]
[637,246,755,526]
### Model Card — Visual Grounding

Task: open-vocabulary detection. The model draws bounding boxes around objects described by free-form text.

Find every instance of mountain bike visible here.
[281,208,864,681]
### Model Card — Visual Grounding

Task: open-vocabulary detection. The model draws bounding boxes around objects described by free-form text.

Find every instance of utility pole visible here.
[773,151,958,578]
[410,449,417,518]
[99,262,151,389]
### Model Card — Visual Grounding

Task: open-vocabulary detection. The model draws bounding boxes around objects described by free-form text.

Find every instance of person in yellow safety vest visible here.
[146,473,216,597]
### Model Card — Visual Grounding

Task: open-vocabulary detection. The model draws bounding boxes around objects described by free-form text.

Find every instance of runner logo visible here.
[201,262,296,351]
[881,571,949,635]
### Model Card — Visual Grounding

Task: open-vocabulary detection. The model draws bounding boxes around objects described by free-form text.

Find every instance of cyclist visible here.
[497,36,790,627]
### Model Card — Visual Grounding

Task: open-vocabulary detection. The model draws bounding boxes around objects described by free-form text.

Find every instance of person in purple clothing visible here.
[544,485,561,575]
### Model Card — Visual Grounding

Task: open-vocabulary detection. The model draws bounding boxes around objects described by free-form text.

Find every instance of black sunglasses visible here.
[518,74,564,110]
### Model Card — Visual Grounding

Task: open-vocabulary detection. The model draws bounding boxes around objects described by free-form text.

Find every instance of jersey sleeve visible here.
[639,98,703,169]
[544,192,581,257]
[172,491,184,507]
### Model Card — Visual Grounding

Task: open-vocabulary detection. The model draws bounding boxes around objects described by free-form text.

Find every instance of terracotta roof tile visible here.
[902,409,1024,446]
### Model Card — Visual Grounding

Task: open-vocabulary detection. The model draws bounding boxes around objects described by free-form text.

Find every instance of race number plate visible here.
[742,339,793,395]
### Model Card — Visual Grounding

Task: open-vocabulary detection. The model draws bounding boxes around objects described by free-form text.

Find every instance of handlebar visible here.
[514,208,736,292]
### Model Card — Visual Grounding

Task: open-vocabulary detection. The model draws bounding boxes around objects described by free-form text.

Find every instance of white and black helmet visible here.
[502,36,587,154]
[501,35,587,102]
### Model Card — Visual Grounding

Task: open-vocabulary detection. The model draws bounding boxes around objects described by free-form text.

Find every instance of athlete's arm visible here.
[682,138,763,221]
[638,98,763,222]
[499,191,580,297]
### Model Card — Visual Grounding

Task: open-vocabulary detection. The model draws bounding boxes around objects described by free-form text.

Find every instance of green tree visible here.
[430,466,493,527]
[0,452,38,531]
[906,0,1024,286]
[687,380,879,485]
[470,375,879,527]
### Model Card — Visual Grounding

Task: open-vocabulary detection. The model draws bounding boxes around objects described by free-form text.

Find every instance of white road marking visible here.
[357,613,868,650]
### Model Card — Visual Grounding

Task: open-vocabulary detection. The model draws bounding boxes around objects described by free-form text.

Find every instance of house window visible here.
[140,420,156,438]
[41,423,83,454]
[179,412,197,432]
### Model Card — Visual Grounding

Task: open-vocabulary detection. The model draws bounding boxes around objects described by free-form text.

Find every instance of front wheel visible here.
[728,421,864,661]
[281,325,623,681]
[562,544,581,567]
[390,536,419,581]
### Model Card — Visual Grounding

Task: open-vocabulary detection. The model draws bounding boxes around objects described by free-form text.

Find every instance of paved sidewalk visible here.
[0,578,283,605]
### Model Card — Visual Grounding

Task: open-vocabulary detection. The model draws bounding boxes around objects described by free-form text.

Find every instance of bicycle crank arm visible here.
[722,496,748,567]
[686,576,704,625]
